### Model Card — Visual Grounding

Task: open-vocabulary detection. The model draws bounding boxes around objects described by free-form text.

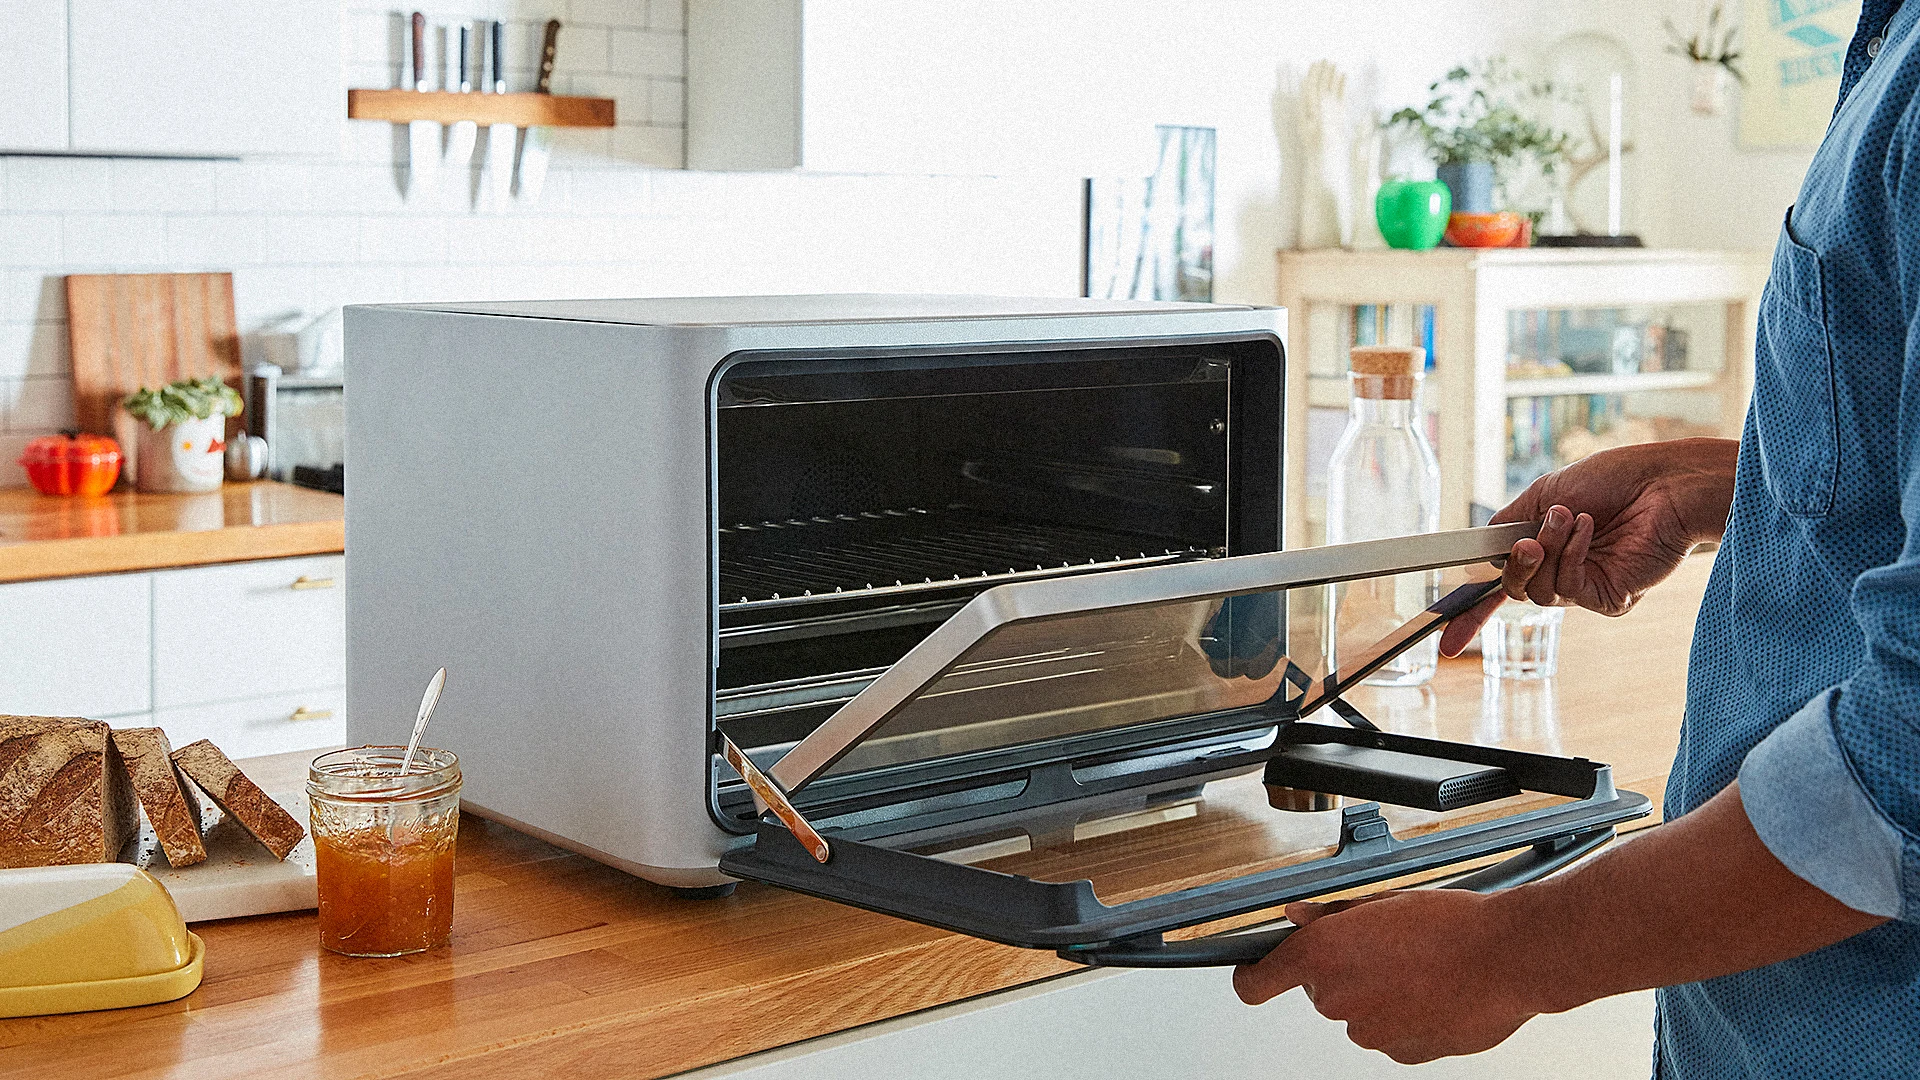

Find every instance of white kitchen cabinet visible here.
[687,0,1198,174]
[153,685,344,760]
[685,968,1655,1079]
[0,1,69,153]
[1,554,346,758]
[153,555,344,709]
[66,0,342,157]
[0,572,151,719]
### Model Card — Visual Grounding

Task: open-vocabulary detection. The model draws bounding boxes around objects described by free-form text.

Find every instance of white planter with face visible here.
[136,414,228,493]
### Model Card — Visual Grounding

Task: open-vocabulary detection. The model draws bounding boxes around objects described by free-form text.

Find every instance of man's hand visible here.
[1439,438,1740,657]
[1231,785,1887,1064]
[1232,890,1538,1064]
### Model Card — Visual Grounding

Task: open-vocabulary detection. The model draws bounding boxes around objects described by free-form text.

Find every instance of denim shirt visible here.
[1660,1,1920,1075]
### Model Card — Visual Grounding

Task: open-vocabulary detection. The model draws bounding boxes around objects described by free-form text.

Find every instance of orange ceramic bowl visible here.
[1444,211,1526,248]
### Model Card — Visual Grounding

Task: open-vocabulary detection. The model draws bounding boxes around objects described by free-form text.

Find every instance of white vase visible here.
[136,415,228,494]
[1690,62,1730,117]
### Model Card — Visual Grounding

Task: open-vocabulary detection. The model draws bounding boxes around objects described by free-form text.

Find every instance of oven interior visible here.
[711,340,1283,829]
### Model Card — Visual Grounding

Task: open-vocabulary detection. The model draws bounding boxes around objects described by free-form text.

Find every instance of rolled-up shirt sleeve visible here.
[1739,689,1912,919]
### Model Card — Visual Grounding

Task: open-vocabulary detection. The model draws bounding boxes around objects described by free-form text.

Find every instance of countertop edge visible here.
[0,519,346,583]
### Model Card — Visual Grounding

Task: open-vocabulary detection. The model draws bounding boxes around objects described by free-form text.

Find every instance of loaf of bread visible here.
[0,715,139,868]
[111,727,206,868]
[170,739,305,860]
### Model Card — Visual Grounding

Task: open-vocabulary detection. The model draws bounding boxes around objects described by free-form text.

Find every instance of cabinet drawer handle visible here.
[290,576,336,590]
[289,707,334,722]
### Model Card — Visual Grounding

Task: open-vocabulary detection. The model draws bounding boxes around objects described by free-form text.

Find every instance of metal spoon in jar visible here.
[401,668,447,775]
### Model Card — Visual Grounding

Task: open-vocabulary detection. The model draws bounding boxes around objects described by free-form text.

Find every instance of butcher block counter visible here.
[0,556,1716,1080]
[0,481,344,583]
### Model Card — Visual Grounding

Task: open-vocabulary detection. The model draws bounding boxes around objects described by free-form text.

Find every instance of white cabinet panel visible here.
[68,0,342,157]
[0,573,151,718]
[687,969,1655,1080]
[0,1,68,152]
[153,555,344,709]
[153,685,343,760]
[688,0,1186,174]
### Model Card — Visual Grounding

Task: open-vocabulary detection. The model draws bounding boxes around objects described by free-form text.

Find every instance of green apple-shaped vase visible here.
[1375,180,1452,250]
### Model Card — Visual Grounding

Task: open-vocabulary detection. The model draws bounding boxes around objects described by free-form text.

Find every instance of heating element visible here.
[719,506,1210,610]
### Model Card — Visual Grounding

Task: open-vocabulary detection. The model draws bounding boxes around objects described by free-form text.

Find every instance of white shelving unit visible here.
[1276,247,1768,547]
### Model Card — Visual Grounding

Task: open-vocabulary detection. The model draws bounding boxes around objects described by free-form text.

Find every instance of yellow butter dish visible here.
[0,863,203,1017]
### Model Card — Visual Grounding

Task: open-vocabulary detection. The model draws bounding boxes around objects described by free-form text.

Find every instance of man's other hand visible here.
[1232,890,1538,1064]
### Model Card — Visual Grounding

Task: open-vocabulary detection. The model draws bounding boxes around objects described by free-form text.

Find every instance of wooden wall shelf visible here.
[346,89,615,128]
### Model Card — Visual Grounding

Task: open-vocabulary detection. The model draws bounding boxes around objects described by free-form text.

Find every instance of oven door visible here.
[718,524,1651,967]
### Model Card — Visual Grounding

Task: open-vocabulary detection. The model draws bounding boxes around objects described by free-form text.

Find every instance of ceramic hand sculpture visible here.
[1298,60,1353,249]
[1347,114,1386,250]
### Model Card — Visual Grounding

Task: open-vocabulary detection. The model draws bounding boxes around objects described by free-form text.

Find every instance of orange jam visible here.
[308,746,462,957]
[313,819,457,956]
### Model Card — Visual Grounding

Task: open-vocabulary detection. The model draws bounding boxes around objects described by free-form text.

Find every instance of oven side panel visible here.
[344,306,733,886]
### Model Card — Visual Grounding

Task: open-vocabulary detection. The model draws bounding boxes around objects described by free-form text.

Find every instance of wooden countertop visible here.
[0,481,344,583]
[0,555,1713,1079]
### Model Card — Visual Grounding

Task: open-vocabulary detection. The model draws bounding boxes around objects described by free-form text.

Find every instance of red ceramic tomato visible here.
[19,434,123,496]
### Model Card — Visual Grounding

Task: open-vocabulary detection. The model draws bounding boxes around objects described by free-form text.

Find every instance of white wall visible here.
[0,1,1818,488]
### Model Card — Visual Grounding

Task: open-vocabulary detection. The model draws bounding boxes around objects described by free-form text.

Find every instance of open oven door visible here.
[718,523,1651,967]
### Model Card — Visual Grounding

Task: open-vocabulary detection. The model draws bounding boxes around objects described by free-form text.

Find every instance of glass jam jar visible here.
[307,747,461,957]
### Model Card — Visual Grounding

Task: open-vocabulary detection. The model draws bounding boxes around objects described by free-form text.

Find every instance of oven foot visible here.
[668,882,738,900]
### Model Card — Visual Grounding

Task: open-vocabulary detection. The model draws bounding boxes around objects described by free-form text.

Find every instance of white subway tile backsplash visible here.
[610,125,684,169]
[165,216,268,268]
[609,29,683,78]
[553,26,613,76]
[648,0,684,33]
[0,434,34,487]
[357,216,451,264]
[647,79,684,126]
[0,216,61,267]
[0,325,71,381]
[6,158,111,213]
[3,375,73,433]
[267,216,361,265]
[569,0,650,29]
[213,161,314,215]
[1,272,65,325]
[61,215,165,268]
[233,267,318,327]
[111,160,219,214]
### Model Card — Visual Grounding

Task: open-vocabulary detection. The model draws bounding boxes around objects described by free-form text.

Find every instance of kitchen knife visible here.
[406,12,439,196]
[514,19,562,202]
[481,19,516,207]
[443,23,478,199]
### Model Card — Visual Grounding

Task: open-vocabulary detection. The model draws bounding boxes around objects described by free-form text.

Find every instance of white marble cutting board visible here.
[129,786,316,924]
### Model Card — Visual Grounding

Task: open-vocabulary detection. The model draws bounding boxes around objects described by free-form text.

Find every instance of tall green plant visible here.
[123,377,243,431]
[1388,59,1574,172]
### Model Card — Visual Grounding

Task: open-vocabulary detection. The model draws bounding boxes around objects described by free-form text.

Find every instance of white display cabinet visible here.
[1276,248,1767,548]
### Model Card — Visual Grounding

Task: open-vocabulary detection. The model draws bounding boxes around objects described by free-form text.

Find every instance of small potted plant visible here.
[122,377,242,494]
[1666,4,1743,116]
[1387,59,1572,217]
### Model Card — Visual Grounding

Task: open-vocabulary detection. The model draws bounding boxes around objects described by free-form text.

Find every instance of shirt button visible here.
[1869,36,1884,57]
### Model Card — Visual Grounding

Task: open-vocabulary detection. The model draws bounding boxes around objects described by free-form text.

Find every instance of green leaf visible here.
[122,376,243,431]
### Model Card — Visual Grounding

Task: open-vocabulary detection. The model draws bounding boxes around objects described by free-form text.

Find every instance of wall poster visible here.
[1739,0,1862,148]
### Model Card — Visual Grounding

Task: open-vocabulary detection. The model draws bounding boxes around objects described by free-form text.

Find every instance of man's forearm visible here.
[1664,437,1741,545]
[1502,781,1887,1015]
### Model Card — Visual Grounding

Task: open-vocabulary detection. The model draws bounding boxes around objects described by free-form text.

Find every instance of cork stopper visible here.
[1348,345,1424,399]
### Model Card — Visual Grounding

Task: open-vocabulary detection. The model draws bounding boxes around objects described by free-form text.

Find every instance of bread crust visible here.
[0,715,139,868]
[111,727,207,868]
[171,739,306,860]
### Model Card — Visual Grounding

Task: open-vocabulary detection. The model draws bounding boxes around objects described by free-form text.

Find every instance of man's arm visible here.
[1232,783,1888,1065]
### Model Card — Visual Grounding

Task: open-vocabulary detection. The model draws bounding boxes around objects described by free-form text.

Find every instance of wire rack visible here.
[719,507,1208,611]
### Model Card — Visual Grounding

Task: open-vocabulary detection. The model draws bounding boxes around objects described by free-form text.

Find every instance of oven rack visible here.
[718,506,1210,611]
